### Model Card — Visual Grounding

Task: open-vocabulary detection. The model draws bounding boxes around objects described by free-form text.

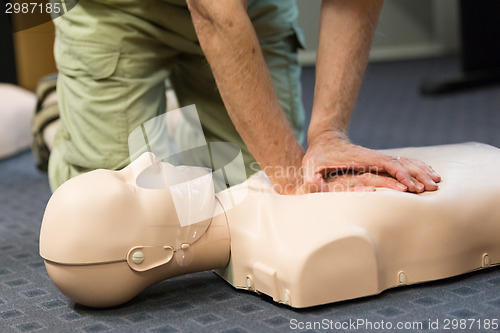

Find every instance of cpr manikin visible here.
[40,142,500,308]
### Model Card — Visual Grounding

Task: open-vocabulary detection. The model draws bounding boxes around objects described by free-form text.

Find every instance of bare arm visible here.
[303,0,441,193]
[187,0,304,194]
[309,0,382,140]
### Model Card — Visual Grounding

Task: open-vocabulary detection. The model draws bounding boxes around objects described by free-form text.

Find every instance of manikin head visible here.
[39,153,230,307]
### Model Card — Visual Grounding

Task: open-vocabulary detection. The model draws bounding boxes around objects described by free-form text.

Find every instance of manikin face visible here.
[39,152,219,307]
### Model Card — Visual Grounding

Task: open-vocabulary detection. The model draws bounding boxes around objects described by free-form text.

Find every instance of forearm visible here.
[308,0,383,144]
[187,0,304,194]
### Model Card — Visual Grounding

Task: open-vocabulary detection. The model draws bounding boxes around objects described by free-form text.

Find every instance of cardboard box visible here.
[13,20,56,91]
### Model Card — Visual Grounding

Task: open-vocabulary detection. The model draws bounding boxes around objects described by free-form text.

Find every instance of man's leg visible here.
[169,54,256,174]
[48,1,178,191]
[170,0,305,178]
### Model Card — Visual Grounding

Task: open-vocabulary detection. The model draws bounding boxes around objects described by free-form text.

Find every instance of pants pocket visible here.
[54,35,131,170]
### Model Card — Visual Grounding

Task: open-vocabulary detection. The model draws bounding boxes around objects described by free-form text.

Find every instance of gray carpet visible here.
[1,57,500,332]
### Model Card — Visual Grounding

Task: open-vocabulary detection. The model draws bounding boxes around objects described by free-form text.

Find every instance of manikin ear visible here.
[126,246,175,272]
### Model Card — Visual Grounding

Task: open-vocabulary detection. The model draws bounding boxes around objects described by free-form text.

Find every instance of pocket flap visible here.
[55,37,120,80]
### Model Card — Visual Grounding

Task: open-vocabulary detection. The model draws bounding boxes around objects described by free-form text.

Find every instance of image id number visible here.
[5,2,62,14]
[443,318,498,330]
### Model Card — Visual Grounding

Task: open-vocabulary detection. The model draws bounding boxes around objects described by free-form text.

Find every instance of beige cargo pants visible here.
[49,0,305,191]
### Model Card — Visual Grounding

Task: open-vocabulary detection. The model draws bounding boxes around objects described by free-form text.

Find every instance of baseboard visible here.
[298,42,451,66]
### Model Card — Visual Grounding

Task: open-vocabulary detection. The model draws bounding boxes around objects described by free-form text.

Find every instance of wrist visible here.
[307,128,350,148]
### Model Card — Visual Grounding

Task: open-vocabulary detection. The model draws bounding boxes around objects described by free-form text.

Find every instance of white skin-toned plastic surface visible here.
[40,143,500,308]
[0,84,36,159]
[40,153,231,307]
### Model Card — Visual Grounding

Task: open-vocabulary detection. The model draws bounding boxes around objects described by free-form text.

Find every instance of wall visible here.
[297,0,460,64]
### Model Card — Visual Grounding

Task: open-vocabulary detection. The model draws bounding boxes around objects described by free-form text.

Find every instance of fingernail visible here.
[410,180,416,188]
[417,183,424,191]
[397,183,407,191]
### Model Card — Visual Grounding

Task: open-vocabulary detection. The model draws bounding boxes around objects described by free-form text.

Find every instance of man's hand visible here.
[298,1,441,195]
[188,0,440,196]
[300,131,441,194]
[296,0,431,195]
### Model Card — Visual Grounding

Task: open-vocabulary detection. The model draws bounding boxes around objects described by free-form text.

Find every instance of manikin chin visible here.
[39,142,500,308]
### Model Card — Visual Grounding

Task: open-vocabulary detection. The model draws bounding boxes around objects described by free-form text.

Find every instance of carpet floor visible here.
[1,57,500,332]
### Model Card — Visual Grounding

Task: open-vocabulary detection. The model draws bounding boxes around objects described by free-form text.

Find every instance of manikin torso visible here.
[40,142,500,308]
[217,142,500,307]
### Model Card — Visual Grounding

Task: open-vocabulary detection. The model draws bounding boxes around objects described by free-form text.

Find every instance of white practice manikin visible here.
[0,84,36,159]
[39,142,500,308]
